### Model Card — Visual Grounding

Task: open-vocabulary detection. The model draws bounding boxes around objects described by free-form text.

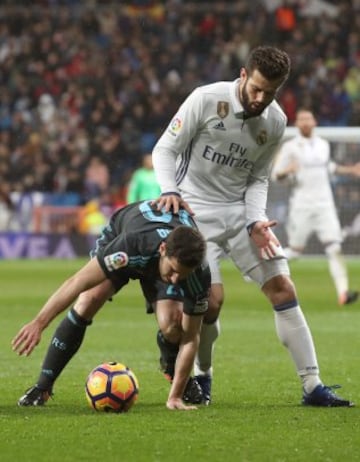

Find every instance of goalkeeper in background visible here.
[126,153,161,203]
[272,108,360,306]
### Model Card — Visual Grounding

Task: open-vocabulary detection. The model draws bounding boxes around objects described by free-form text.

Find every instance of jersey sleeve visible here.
[152,88,204,194]
[182,262,211,316]
[95,233,134,278]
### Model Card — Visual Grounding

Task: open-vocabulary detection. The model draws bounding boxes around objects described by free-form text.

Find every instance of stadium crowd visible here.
[0,0,359,230]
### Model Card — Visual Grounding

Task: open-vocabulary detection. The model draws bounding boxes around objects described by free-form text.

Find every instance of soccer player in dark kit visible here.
[12,200,211,411]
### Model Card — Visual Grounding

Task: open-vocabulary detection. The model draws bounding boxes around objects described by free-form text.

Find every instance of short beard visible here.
[240,80,266,117]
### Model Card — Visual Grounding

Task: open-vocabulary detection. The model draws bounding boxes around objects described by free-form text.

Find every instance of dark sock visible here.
[156,330,179,381]
[36,308,92,391]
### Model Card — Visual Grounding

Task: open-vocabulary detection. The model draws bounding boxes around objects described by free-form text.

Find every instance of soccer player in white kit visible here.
[152,46,354,407]
[273,108,360,306]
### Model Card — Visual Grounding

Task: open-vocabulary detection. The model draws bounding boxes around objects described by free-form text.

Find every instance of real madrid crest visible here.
[256,130,267,145]
[217,101,229,119]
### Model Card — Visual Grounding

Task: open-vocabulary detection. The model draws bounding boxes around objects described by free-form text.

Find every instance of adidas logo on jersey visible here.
[213,121,226,130]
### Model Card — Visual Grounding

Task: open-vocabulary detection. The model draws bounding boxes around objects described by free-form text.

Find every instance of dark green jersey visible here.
[92,200,210,315]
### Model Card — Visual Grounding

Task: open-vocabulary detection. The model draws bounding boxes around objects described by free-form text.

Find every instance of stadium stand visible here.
[0,1,359,252]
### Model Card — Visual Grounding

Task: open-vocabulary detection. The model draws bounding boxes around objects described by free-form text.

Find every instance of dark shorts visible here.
[110,274,204,316]
[142,278,208,316]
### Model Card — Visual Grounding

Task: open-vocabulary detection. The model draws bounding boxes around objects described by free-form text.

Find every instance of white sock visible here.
[194,319,220,377]
[325,243,348,298]
[274,304,322,393]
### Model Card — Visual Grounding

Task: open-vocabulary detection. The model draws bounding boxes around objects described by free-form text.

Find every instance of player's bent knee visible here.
[161,323,182,343]
[262,274,296,306]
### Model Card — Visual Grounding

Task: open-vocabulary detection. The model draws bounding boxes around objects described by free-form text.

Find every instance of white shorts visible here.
[287,203,342,249]
[183,196,289,287]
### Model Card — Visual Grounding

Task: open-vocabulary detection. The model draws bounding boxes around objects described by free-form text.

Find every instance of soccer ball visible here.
[85,361,139,413]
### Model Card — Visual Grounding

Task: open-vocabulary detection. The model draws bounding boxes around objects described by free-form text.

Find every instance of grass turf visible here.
[0,257,359,462]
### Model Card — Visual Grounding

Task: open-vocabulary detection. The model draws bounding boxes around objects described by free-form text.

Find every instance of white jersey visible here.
[273,134,337,209]
[152,79,287,226]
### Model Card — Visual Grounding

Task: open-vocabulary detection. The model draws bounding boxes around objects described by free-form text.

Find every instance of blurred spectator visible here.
[274,0,297,41]
[78,199,107,235]
[0,182,15,230]
[344,63,360,102]
[84,156,110,202]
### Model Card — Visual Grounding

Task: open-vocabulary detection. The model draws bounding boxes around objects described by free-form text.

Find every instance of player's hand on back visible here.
[152,194,194,215]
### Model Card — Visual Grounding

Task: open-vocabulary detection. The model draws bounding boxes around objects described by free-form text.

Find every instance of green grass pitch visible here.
[1,257,360,462]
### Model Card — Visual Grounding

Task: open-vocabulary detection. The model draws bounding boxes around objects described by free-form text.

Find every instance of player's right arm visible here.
[153,193,194,215]
[12,258,107,356]
[166,264,210,410]
[272,140,299,181]
[152,88,204,214]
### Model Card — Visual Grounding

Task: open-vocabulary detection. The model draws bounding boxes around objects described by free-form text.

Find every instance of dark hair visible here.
[246,46,290,82]
[165,226,206,268]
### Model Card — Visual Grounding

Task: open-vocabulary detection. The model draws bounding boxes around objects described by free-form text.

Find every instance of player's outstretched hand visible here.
[12,320,42,356]
[250,220,284,260]
[152,194,194,215]
[166,397,198,411]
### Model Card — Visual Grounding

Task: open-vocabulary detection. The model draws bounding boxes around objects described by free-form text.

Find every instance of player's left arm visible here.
[248,220,284,259]
[166,311,203,411]
[245,138,286,259]
[245,139,281,225]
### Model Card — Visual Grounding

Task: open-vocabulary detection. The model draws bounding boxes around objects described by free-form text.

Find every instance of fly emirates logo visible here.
[202,143,254,172]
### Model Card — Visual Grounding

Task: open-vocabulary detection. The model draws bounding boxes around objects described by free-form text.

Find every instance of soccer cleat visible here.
[182,377,203,404]
[302,384,354,407]
[18,386,53,407]
[159,357,174,383]
[197,375,212,405]
[195,375,212,405]
[338,290,359,306]
[159,359,203,404]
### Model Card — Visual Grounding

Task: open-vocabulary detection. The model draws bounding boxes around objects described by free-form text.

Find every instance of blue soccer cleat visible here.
[302,384,354,407]
[195,375,212,405]
[182,377,203,405]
